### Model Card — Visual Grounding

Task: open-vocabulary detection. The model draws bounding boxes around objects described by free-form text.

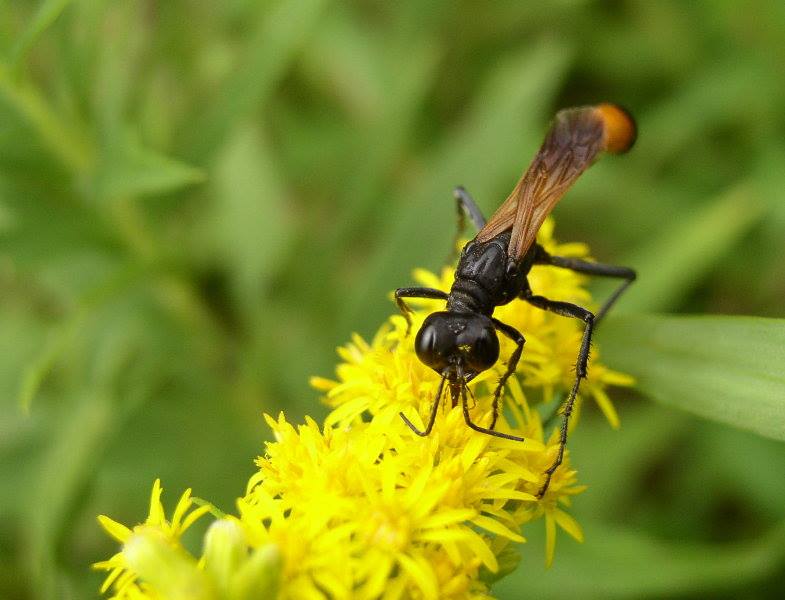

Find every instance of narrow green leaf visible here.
[695,422,785,520]
[209,124,290,311]
[0,61,93,172]
[9,0,75,66]
[185,0,330,162]
[566,403,692,519]
[599,314,785,441]
[308,20,441,247]
[96,130,205,200]
[494,520,785,599]
[298,8,386,121]
[25,391,114,600]
[639,58,778,167]
[18,313,85,413]
[617,183,763,314]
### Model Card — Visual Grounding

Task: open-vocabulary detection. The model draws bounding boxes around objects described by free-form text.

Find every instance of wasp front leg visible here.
[458,371,525,443]
[394,287,449,335]
[490,318,526,430]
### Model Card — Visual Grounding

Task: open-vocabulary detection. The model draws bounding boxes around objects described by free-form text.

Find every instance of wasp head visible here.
[414,311,499,381]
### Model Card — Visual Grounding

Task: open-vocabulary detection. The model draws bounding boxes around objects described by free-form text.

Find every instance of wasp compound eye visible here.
[463,321,499,373]
[414,312,455,373]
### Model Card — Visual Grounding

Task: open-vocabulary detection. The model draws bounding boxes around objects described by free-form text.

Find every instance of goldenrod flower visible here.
[93,479,212,599]
[95,220,633,598]
[94,481,280,600]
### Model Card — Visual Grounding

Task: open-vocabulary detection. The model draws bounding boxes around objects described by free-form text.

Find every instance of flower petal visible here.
[97,516,132,543]
[471,514,525,543]
[397,552,438,600]
[553,508,584,543]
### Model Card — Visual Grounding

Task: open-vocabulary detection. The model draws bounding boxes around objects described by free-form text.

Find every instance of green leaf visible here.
[18,313,85,413]
[95,130,205,200]
[494,520,785,599]
[564,403,692,519]
[618,184,764,314]
[638,58,779,168]
[184,0,331,162]
[25,391,114,600]
[8,0,75,66]
[599,314,785,441]
[305,14,441,248]
[695,422,785,520]
[209,124,290,312]
[0,61,92,172]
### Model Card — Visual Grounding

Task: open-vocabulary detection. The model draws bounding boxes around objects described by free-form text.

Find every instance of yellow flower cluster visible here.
[94,220,633,599]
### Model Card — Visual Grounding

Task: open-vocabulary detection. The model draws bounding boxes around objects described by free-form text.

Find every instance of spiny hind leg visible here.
[533,245,636,324]
[523,292,594,497]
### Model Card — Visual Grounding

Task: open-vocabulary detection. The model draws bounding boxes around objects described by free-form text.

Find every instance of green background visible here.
[2,1,785,598]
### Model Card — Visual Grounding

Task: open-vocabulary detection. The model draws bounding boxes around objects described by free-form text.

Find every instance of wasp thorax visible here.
[414,311,499,377]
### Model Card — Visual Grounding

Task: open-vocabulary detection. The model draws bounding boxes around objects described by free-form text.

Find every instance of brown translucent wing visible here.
[476,104,634,261]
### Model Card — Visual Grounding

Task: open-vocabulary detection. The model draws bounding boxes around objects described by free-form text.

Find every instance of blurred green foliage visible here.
[1,1,785,598]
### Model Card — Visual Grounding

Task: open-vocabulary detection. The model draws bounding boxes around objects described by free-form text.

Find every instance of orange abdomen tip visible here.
[596,103,637,154]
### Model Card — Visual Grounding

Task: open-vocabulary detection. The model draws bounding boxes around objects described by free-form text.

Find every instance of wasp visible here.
[395,104,637,497]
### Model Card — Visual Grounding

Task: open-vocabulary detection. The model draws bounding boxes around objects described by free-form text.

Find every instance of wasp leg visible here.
[534,245,636,324]
[460,381,525,442]
[400,375,446,436]
[489,318,526,430]
[395,287,449,335]
[448,186,487,263]
[522,293,594,498]
[454,185,487,230]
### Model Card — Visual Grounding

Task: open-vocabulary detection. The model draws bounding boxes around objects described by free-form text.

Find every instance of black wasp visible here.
[395,104,637,497]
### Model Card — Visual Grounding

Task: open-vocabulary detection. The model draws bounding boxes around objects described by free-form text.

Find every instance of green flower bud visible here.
[124,526,216,600]
[229,543,281,600]
[203,519,248,595]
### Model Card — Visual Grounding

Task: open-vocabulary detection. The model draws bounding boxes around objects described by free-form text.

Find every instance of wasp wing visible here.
[476,104,635,261]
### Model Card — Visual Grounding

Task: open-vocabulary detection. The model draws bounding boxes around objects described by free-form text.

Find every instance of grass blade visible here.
[184,0,330,162]
[0,61,92,172]
[617,184,764,313]
[599,314,785,441]
[8,0,75,66]
[494,520,785,599]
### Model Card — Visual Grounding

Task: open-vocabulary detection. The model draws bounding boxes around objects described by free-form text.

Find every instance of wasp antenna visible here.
[596,103,637,154]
